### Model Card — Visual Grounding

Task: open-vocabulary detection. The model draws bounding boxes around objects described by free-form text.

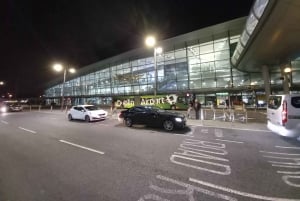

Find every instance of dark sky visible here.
[0,0,254,98]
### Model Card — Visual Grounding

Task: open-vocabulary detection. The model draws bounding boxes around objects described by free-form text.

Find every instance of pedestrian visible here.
[111,101,117,116]
[194,99,201,120]
[187,102,193,119]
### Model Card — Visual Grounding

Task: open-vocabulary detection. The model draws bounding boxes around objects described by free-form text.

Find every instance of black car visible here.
[119,105,186,131]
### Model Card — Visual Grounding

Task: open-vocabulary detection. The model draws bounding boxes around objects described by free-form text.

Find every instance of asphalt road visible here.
[0,111,299,201]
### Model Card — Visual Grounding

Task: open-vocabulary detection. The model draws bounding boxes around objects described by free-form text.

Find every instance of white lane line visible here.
[215,139,244,144]
[199,125,271,133]
[272,164,300,168]
[1,120,8,124]
[59,140,105,155]
[18,127,37,134]
[260,151,300,156]
[189,177,300,201]
[276,146,300,150]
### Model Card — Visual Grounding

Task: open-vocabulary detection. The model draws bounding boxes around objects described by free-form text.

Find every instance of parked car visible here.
[67,105,108,122]
[0,102,23,112]
[8,103,23,112]
[267,94,300,138]
[119,105,186,131]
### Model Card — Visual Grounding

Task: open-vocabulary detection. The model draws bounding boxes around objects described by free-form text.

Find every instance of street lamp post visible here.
[53,64,76,111]
[145,36,162,98]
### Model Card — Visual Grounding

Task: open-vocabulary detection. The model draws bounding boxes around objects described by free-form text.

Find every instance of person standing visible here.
[194,99,201,120]
[187,102,193,119]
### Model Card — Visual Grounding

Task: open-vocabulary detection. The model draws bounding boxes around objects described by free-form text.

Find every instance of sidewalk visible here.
[186,118,269,131]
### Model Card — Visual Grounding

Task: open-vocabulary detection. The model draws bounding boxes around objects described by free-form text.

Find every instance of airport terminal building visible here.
[44,0,300,109]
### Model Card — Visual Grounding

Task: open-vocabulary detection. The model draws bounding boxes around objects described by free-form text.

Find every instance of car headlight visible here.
[1,107,7,113]
[175,117,182,122]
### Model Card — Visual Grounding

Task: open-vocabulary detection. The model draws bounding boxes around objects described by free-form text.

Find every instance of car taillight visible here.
[282,100,287,125]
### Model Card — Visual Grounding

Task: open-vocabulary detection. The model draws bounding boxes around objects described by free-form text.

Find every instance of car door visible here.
[129,106,147,124]
[76,106,86,120]
[287,95,300,128]
[143,107,160,126]
[267,95,283,126]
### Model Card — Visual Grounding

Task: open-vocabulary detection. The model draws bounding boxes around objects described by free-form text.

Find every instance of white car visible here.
[267,94,300,138]
[67,105,108,122]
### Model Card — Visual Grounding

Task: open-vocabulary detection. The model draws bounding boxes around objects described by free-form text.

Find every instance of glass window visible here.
[253,0,269,18]
[190,79,202,89]
[202,78,216,88]
[187,45,200,57]
[214,39,228,51]
[215,51,229,60]
[215,60,230,70]
[292,71,300,84]
[230,35,240,44]
[131,60,139,67]
[241,32,250,46]
[164,51,175,61]
[200,43,213,54]
[175,48,186,59]
[200,53,214,62]
[233,75,250,87]
[246,12,258,34]
[268,96,282,110]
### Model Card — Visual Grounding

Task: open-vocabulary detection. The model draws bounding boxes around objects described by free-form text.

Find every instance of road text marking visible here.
[189,177,300,201]
[215,139,244,144]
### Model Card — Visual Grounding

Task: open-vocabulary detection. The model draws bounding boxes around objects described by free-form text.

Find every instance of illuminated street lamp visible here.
[0,81,4,85]
[53,64,76,111]
[145,36,163,97]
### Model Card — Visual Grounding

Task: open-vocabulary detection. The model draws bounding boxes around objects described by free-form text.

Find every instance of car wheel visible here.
[68,114,73,121]
[163,120,174,131]
[125,117,133,127]
[85,115,90,122]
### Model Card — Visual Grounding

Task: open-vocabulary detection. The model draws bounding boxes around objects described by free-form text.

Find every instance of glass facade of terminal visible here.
[45,32,300,108]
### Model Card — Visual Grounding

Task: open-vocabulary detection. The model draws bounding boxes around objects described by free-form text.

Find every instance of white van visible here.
[267,94,300,138]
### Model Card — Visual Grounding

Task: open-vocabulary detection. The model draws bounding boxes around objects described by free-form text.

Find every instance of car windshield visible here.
[84,106,99,111]
[146,106,164,112]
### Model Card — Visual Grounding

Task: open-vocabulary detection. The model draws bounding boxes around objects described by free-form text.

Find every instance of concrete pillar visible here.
[262,65,271,99]
[281,65,290,94]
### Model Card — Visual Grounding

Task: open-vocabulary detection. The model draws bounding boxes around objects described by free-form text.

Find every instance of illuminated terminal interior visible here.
[44,0,300,109]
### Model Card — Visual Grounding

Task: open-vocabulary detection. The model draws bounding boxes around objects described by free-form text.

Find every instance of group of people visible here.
[187,99,201,120]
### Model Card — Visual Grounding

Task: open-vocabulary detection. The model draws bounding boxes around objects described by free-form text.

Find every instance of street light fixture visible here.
[53,63,76,111]
[0,81,4,85]
[145,36,163,98]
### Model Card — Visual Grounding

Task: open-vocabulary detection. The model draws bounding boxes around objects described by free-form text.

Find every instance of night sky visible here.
[1,0,254,98]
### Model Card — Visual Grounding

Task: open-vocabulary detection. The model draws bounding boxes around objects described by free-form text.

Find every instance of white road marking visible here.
[276,146,300,150]
[272,164,300,168]
[199,125,271,132]
[260,151,300,156]
[277,171,300,174]
[282,175,300,187]
[59,140,105,155]
[18,127,37,134]
[1,120,8,124]
[148,175,237,201]
[215,139,244,144]
[189,177,300,201]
